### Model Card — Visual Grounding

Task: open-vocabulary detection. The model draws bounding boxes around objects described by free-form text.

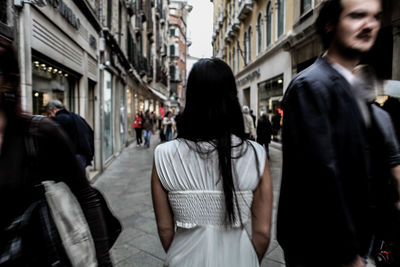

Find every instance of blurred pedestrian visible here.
[243,105,256,140]
[277,1,400,266]
[162,111,175,141]
[256,112,272,158]
[151,58,273,266]
[142,110,153,148]
[250,109,256,127]
[133,112,143,146]
[47,99,94,169]
[0,36,112,266]
[271,110,281,141]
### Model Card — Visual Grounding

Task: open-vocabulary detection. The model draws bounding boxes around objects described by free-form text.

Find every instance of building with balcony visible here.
[212,0,294,122]
[168,0,192,111]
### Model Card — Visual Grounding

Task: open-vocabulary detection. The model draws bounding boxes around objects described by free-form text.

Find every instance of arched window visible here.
[244,32,247,65]
[257,13,262,54]
[277,0,285,38]
[248,26,252,63]
[266,2,272,46]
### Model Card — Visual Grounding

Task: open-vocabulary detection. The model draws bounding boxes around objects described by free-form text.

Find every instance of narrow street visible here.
[94,134,286,266]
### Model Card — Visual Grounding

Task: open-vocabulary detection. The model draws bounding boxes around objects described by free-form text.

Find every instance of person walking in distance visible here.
[142,110,153,148]
[162,111,175,141]
[151,58,273,266]
[256,112,272,159]
[133,112,143,146]
[242,105,256,140]
[277,0,400,266]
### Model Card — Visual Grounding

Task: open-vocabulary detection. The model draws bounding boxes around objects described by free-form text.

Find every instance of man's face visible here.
[47,109,57,118]
[332,0,382,54]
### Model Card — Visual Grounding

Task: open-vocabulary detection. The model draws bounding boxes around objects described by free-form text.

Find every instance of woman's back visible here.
[154,136,265,266]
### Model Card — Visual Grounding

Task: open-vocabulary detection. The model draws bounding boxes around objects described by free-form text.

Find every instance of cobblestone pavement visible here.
[94,134,285,266]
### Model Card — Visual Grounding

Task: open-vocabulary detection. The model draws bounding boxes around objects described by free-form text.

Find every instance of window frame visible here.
[257,13,262,54]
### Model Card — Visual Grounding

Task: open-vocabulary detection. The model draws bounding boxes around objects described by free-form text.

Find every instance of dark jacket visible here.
[256,116,272,145]
[277,56,400,265]
[0,116,111,266]
[53,109,94,166]
[382,96,400,145]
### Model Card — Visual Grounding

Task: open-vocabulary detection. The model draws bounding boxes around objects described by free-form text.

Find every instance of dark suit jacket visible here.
[278,56,379,265]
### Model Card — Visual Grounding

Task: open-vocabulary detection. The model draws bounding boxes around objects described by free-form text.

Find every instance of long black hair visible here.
[177,58,246,224]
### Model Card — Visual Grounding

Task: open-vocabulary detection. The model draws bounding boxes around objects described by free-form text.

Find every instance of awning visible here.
[148,86,168,101]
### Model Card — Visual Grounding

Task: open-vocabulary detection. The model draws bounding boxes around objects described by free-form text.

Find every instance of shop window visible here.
[257,74,284,116]
[31,59,74,116]
[103,70,113,160]
[266,2,272,46]
[277,0,285,38]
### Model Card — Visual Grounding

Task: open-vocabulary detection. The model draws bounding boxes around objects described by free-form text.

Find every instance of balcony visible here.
[224,30,232,44]
[217,11,225,27]
[232,15,241,32]
[227,24,237,38]
[238,0,254,21]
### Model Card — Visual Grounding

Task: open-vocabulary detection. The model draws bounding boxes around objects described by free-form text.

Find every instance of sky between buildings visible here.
[186,0,213,76]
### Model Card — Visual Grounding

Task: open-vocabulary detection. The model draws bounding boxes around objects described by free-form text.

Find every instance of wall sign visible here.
[237,69,260,86]
[47,0,81,30]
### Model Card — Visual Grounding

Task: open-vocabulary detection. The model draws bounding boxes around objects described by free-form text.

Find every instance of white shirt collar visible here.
[331,62,358,86]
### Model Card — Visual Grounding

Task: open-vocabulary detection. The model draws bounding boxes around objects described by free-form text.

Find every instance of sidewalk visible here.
[94,133,285,266]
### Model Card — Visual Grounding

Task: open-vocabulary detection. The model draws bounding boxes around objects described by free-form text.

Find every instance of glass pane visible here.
[278,0,285,37]
[301,0,312,14]
[31,60,73,115]
[103,70,113,160]
[266,4,272,46]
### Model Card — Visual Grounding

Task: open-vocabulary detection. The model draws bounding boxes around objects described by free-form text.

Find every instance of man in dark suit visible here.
[277,0,400,266]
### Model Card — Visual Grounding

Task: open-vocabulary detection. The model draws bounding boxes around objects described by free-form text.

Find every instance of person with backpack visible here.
[46,100,95,169]
[0,35,112,266]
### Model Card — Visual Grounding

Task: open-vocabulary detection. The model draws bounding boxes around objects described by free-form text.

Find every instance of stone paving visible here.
[94,134,285,266]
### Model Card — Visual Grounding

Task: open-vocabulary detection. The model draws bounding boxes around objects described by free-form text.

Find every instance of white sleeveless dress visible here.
[154,136,266,267]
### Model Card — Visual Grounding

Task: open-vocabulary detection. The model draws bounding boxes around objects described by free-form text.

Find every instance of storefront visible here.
[236,49,291,118]
[31,57,77,115]
[257,74,284,116]
[19,1,101,167]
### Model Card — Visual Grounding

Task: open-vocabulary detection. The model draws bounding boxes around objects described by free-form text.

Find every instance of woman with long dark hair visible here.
[0,37,112,266]
[151,58,272,266]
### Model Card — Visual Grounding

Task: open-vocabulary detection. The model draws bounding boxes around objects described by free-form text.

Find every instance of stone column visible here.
[18,4,33,112]
[79,52,89,117]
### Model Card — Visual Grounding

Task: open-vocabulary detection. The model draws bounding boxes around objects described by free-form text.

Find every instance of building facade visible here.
[212,0,400,129]
[12,0,171,177]
[168,0,192,111]
[212,0,294,121]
